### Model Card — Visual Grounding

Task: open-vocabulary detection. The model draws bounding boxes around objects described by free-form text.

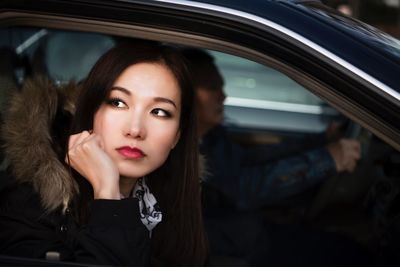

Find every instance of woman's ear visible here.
[172,131,181,149]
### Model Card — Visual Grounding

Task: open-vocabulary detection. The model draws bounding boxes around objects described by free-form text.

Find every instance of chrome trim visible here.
[16,29,48,54]
[156,0,400,102]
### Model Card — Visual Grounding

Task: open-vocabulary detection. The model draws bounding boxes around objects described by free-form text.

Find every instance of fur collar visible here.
[1,78,79,211]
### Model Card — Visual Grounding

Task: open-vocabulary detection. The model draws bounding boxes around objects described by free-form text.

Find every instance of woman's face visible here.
[93,62,181,179]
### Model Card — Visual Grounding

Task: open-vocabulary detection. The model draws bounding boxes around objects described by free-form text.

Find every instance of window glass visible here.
[210,51,339,133]
[211,51,324,105]
[0,27,114,84]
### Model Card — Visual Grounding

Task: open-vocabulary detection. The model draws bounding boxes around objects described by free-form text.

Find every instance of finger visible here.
[68,133,82,149]
[66,133,84,164]
[68,131,92,151]
[69,134,104,164]
[68,131,90,148]
[66,131,93,164]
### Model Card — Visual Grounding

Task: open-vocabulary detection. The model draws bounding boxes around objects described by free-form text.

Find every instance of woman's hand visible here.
[66,130,121,199]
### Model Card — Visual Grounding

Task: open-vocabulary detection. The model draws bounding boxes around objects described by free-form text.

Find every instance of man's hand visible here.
[327,138,361,173]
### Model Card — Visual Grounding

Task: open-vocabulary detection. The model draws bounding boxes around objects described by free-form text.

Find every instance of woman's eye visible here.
[107,98,126,108]
[152,108,171,117]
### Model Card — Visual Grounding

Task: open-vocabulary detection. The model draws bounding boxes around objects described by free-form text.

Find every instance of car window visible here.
[211,51,323,105]
[210,51,339,134]
[0,27,114,85]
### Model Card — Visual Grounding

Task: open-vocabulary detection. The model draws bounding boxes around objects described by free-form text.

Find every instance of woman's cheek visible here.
[158,121,180,146]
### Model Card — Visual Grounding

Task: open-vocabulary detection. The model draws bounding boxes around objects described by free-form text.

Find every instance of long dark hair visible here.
[70,40,207,266]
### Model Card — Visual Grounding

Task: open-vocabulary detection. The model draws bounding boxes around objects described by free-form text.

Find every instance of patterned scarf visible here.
[132,177,162,235]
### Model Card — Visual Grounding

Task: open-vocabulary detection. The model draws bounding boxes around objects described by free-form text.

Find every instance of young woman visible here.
[0,41,207,266]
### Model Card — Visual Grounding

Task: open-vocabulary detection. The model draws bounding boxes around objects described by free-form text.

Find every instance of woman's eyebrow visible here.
[154,97,177,108]
[111,86,177,108]
[110,86,131,95]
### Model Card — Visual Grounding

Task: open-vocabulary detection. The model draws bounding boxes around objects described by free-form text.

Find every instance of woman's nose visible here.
[125,114,146,139]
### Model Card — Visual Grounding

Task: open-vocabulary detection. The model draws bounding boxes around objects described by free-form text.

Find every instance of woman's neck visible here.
[119,177,138,198]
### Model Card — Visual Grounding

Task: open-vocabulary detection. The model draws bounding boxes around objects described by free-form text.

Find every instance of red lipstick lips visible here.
[117,147,145,159]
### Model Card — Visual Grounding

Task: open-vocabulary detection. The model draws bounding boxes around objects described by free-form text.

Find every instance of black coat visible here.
[0,79,151,266]
[0,170,151,266]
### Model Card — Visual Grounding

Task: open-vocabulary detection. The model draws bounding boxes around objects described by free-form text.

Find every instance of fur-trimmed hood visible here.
[1,78,79,211]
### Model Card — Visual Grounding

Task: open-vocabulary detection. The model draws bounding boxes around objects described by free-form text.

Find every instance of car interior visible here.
[0,26,400,266]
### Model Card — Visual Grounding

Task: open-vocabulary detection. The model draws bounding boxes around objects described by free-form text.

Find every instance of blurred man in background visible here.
[182,48,369,267]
